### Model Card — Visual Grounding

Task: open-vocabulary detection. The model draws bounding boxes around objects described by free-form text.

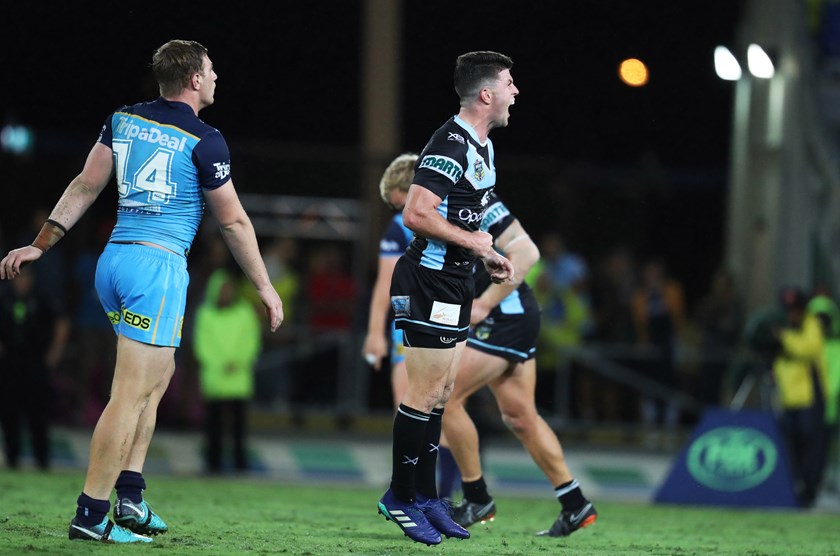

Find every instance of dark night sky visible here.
[4,1,740,164]
[2,1,743,302]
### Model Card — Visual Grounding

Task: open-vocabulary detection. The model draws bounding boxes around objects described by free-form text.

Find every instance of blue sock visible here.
[75,492,110,527]
[115,470,146,504]
[437,446,461,499]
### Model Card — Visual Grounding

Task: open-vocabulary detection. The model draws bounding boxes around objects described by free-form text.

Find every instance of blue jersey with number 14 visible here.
[97,97,231,255]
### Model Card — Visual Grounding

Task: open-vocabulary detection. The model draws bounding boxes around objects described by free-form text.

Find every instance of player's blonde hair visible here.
[379,153,418,204]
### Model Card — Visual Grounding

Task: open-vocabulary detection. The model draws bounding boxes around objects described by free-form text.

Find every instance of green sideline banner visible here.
[654,409,799,507]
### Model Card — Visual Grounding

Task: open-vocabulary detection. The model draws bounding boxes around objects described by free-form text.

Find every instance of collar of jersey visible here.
[155,97,196,114]
[453,115,485,147]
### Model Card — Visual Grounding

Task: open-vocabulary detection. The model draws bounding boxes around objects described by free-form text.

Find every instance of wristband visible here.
[31,219,67,253]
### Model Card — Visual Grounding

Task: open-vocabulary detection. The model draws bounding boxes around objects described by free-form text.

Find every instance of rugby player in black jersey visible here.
[376,51,516,546]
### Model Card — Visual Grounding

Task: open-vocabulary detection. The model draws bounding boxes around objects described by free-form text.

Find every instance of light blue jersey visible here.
[94,98,231,346]
[98,98,231,256]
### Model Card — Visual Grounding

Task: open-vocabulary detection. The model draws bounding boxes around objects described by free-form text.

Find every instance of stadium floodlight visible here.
[714,46,742,81]
[747,44,775,79]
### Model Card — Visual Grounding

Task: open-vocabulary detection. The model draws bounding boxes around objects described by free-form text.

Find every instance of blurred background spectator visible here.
[773,286,829,507]
[587,245,639,423]
[693,267,744,408]
[527,233,593,414]
[68,216,115,426]
[807,286,840,494]
[194,268,262,474]
[632,258,686,442]
[0,266,69,470]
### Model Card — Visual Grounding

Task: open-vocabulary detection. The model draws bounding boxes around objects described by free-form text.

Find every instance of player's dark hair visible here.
[152,40,209,97]
[454,51,513,105]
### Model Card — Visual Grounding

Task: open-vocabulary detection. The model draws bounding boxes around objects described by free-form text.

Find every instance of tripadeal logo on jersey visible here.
[115,115,188,152]
[419,155,463,183]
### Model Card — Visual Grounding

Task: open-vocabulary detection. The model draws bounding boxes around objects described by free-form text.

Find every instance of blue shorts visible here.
[390,322,405,365]
[95,242,189,347]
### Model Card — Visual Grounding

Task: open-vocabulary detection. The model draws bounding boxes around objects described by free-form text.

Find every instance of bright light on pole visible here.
[714,46,742,81]
[747,44,775,79]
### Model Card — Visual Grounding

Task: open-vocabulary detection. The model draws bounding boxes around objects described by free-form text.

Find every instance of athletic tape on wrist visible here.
[31,219,66,253]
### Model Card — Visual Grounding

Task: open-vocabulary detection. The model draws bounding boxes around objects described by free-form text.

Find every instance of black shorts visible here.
[467,309,540,363]
[390,257,473,349]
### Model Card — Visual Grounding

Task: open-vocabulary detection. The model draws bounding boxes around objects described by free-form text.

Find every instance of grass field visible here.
[1,469,839,556]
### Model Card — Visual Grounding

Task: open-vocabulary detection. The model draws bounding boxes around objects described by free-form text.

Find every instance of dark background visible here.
[2,0,742,304]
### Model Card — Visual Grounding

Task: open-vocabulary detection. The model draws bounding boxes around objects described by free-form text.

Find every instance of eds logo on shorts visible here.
[391,296,411,318]
[122,308,153,331]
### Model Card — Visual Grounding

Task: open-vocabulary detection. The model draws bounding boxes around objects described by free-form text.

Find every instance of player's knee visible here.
[501,409,537,436]
[439,381,455,406]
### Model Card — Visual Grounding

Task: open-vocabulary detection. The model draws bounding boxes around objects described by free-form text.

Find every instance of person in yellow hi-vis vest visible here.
[194,268,262,473]
[773,287,829,507]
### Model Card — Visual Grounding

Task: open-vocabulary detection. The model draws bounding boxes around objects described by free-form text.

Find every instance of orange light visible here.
[618,58,649,87]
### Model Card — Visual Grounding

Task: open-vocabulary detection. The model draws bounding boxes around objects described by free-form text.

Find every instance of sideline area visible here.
[4,425,839,511]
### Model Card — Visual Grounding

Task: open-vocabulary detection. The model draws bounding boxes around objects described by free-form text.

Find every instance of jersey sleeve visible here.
[96,106,127,149]
[412,134,466,201]
[191,130,232,189]
[379,216,410,257]
[480,192,514,240]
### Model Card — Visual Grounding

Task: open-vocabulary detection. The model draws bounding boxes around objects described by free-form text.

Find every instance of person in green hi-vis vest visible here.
[194,268,262,474]
[807,290,840,492]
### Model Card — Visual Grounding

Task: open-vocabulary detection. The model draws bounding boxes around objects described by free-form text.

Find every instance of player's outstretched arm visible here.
[203,180,284,331]
[362,255,399,370]
[1,143,113,280]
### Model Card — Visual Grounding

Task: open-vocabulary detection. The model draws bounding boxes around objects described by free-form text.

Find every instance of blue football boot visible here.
[68,516,152,543]
[416,494,470,539]
[114,498,169,535]
[377,489,442,546]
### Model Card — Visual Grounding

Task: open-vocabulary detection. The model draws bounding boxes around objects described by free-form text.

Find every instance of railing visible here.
[249,335,775,431]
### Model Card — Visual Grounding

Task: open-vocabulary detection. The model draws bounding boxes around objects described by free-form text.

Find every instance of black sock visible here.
[75,492,110,527]
[416,408,443,499]
[115,470,146,504]
[390,404,430,503]
[555,479,586,511]
[462,476,492,504]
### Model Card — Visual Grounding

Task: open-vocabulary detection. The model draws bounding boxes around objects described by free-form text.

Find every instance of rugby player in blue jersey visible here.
[376,51,516,546]
[0,40,284,543]
[443,193,598,537]
[362,154,417,403]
